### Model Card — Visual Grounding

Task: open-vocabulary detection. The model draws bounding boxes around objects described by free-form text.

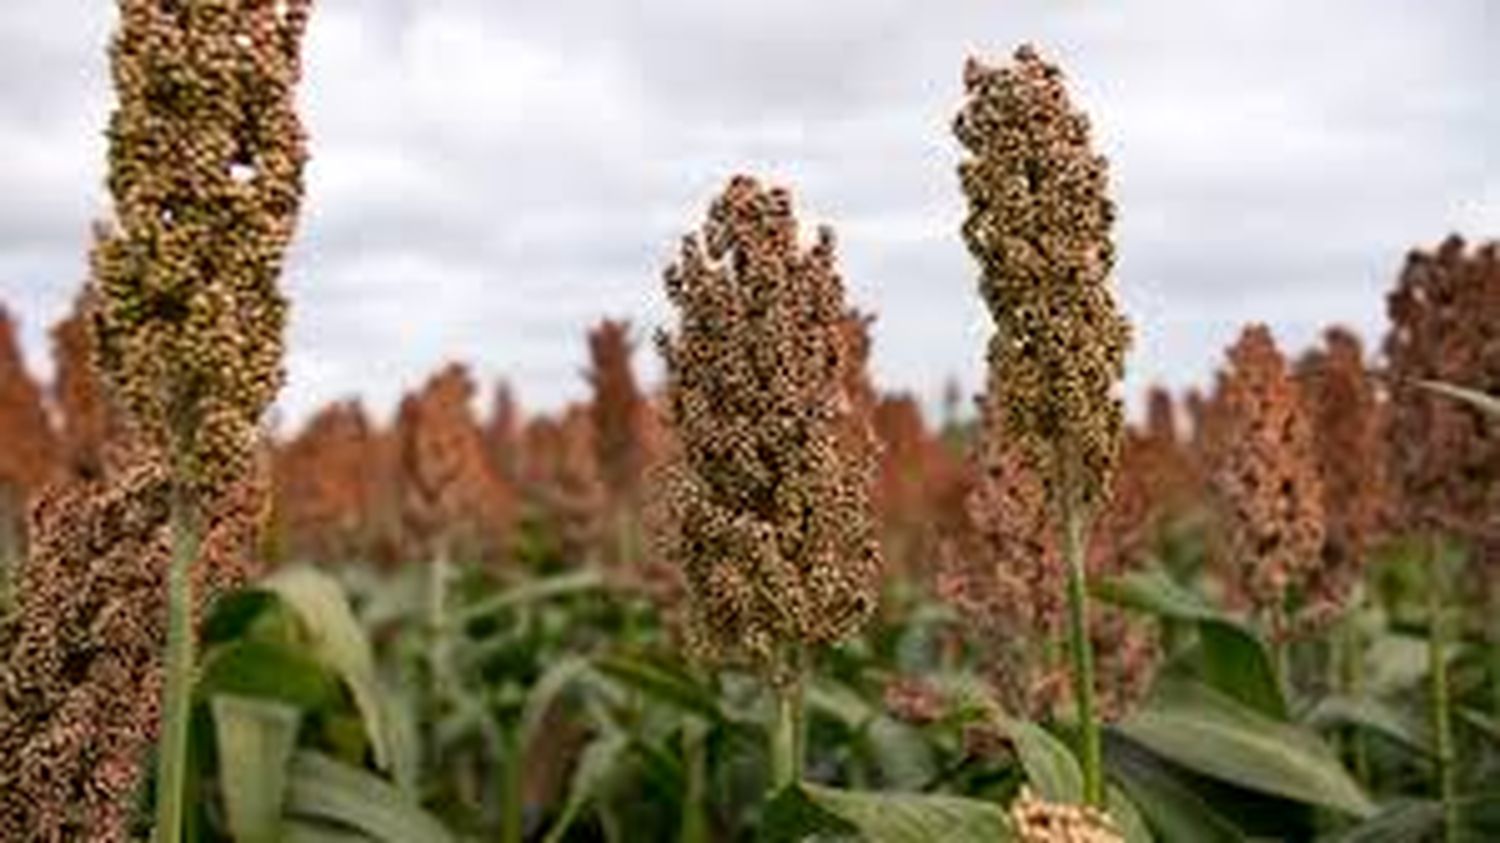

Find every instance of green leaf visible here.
[1119,680,1373,817]
[456,570,604,624]
[212,695,301,843]
[284,751,454,843]
[541,732,630,843]
[760,783,1012,843]
[283,819,376,842]
[1097,570,1284,718]
[1417,379,1500,419]
[1105,731,1244,843]
[265,567,398,774]
[202,588,280,645]
[997,716,1084,804]
[198,639,341,713]
[863,716,938,790]
[1304,695,1430,753]
[1107,786,1153,843]
[519,655,600,751]
[593,653,750,732]
[1329,799,1442,843]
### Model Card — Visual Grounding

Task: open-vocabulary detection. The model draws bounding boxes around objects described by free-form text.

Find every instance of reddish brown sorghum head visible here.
[654,174,881,680]
[873,393,967,579]
[519,403,609,566]
[955,45,1131,513]
[0,307,61,506]
[396,363,516,559]
[274,399,380,563]
[1209,325,1325,637]
[586,319,650,504]
[89,0,313,511]
[485,380,522,487]
[1384,236,1500,550]
[882,675,948,726]
[0,445,265,841]
[1009,787,1124,843]
[50,292,126,481]
[1295,327,1388,628]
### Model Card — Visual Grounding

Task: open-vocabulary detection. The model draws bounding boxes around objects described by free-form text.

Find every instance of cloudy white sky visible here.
[1,1,1495,429]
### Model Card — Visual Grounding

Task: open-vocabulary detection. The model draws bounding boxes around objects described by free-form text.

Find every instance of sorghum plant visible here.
[0,445,264,842]
[274,399,381,563]
[654,174,881,790]
[585,319,651,570]
[1208,324,1325,647]
[1009,787,1124,843]
[87,0,314,836]
[1295,327,1388,630]
[51,290,124,481]
[954,45,1131,805]
[519,403,608,567]
[1384,236,1500,836]
[485,379,522,487]
[0,307,60,555]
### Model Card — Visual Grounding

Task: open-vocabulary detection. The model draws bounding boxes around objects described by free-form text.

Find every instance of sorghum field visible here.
[1,3,1498,842]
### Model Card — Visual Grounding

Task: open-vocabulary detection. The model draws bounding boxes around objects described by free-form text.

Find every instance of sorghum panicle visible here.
[654,174,881,680]
[90,0,313,509]
[0,307,61,506]
[50,291,125,481]
[1210,325,1325,637]
[485,380,522,486]
[519,403,609,565]
[1384,236,1500,547]
[396,363,516,558]
[0,446,264,841]
[955,45,1130,512]
[1009,787,1124,843]
[1295,327,1388,628]
[274,399,380,563]
[586,319,650,504]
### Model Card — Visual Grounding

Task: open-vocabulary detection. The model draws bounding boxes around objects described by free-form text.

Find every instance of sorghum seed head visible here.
[0,307,60,506]
[1009,787,1124,843]
[274,399,380,563]
[654,174,881,681]
[585,319,649,503]
[955,45,1131,512]
[90,0,313,510]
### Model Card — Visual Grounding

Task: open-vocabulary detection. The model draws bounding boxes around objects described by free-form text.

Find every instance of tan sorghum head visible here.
[1210,325,1325,637]
[89,0,313,510]
[0,444,264,841]
[1009,787,1124,843]
[955,45,1131,512]
[654,174,880,680]
[396,363,516,557]
[1384,236,1500,546]
[1295,327,1388,628]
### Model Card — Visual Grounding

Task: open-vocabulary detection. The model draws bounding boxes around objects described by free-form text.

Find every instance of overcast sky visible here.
[1,1,1495,430]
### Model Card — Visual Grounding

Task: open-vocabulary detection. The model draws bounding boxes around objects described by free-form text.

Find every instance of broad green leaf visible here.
[1330,794,1500,842]
[806,677,876,731]
[1365,633,1434,694]
[997,716,1084,804]
[1105,731,1244,843]
[284,751,454,843]
[1097,570,1284,717]
[1417,379,1500,419]
[594,653,750,732]
[265,567,396,773]
[212,695,301,843]
[283,819,375,842]
[1120,680,1373,817]
[457,569,603,624]
[202,588,280,645]
[1305,695,1429,753]
[1107,786,1153,843]
[197,639,341,714]
[760,783,1012,843]
[863,716,937,790]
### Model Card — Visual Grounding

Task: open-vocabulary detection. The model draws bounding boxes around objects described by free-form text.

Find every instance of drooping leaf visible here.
[212,695,301,843]
[1104,730,1244,843]
[1107,786,1153,843]
[760,783,1012,843]
[593,653,751,733]
[265,567,398,773]
[997,716,1084,804]
[283,751,454,843]
[1304,695,1430,754]
[197,638,341,714]
[1417,379,1500,419]
[1119,679,1373,817]
[457,569,604,625]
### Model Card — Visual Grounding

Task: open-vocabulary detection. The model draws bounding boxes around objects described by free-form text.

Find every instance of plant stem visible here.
[153,488,201,843]
[501,724,524,843]
[681,720,710,843]
[1427,535,1456,843]
[1062,502,1104,808]
[769,661,805,794]
[427,541,450,701]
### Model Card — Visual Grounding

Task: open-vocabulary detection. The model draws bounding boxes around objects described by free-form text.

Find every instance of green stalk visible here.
[680,720,710,843]
[769,657,805,794]
[1062,503,1104,808]
[153,487,202,843]
[1427,536,1456,843]
[501,724,524,843]
[427,541,450,700]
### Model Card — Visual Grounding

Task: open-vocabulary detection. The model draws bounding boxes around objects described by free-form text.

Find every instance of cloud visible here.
[0,0,1495,430]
